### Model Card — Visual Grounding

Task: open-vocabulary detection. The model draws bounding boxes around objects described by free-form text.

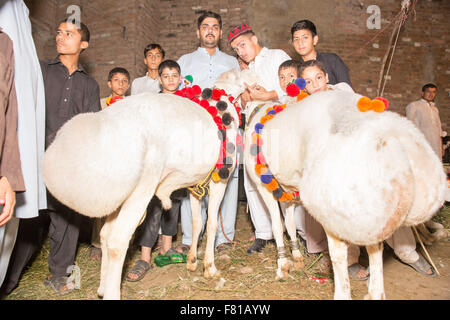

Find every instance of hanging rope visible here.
[377,0,418,97]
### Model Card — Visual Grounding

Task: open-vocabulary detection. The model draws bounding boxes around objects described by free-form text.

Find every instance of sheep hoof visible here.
[204,266,219,278]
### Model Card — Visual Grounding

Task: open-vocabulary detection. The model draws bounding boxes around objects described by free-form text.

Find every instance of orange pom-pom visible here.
[267,179,279,191]
[212,171,221,182]
[255,163,267,176]
[371,99,386,113]
[357,96,372,112]
[296,91,309,101]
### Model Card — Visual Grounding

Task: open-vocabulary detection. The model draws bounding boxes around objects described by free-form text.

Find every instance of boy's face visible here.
[56,22,88,55]
[279,67,298,93]
[197,17,222,48]
[301,66,329,94]
[108,73,130,97]
[231,34,259,63]
[159,68,181,93]
[144,48,163,71]
[292,29,318,58]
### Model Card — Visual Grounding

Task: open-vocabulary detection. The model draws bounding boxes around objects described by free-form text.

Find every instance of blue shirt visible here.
[177,47,240,89]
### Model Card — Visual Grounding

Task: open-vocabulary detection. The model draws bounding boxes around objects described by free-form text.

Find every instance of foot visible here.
[44,274,75,295]
[216,242,233,254]
[175,243,191,254]
[247,238,269,254]
[405,256,436,277]
[348,263,370,281]
[125,259,152,282]
[89,246,102,261]
[159,248,179,256]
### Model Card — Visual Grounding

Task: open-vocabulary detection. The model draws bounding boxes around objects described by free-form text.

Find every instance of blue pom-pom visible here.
[260,173,273,184]
[267,110,276,116]
[295,77,306,90]
[255,123,264,133]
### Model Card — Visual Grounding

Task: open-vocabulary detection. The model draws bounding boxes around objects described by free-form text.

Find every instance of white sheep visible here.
[42,76,253,299]
[250,89,446,299]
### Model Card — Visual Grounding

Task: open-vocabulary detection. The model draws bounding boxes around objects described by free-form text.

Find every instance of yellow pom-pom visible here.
[212,171,221,182]
[357,96,372,112]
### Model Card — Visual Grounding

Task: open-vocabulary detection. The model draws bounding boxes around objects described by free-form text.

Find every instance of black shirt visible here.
[301,51,353,88]
[40,56,101,148]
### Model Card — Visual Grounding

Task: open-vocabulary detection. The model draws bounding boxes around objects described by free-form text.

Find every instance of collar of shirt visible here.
[145,72,159,81]
[46,55,87,74]
[420,98,435,107]
[196,46,221,57]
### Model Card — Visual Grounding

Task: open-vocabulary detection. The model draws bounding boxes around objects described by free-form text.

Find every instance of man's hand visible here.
[0,176,16,227]
[244,83,278,102]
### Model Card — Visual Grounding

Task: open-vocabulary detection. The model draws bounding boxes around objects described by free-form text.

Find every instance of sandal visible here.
[44,274,75,295]
[175,243,191,254]
[348,263,370,281]
[158,248,179,256]
[125,259,152,282]
[405,256,436,277]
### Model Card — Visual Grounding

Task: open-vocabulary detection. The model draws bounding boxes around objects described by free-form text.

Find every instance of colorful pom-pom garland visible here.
[251,104,300,202]
[357,96,389,113]
[286,77,309,102]
[106,95,124,106]
[174,85,243,185]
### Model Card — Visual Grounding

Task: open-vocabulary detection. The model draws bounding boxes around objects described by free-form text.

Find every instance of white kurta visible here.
[406,99,443,158]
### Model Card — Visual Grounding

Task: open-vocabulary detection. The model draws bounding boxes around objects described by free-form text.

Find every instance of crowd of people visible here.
[0,2,446,297]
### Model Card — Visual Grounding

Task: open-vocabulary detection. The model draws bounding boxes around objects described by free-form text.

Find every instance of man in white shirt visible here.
[383,83,443,277]
[131,43,164,95]
[228,24,291,253]
[175,11,240,254]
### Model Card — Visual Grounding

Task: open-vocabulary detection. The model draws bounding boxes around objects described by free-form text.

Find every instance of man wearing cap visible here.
[228,24,291,253]
[175,11,240,255]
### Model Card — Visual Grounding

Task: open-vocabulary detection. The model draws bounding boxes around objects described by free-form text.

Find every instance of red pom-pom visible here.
[192,85,202,96]
[256,152,266,164]
[286,83,300,97]
[228,96,234,103]
[274,106,284,113]
[191,97,200,104]
[186,87,195,99]
[213,116,223,126]
[212,89,223,101]
[207,106,218,117]
[199,99,210,108]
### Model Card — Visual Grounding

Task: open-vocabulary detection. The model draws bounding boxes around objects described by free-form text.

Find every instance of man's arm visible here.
[331,54,352,88]
[86,80,101,112]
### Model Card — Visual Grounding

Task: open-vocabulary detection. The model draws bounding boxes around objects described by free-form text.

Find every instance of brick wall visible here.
[27,0,449,131]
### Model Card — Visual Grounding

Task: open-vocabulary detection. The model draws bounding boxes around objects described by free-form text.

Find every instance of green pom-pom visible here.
[185,75,193,83]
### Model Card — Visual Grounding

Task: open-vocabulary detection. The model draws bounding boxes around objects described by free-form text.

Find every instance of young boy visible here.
[131,43,165,95]
[278,59,301,103]
[42,19,101,294]
[291,20,352,88]
[126,59,183,282]
[89,67,131,261]
[100,67,131,109]
[158,60,181,94]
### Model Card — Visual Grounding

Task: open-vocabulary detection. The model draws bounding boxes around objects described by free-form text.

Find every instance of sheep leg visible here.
[325,231,351,300]
[284,203,304,270]
[203,180,228,278]
[365,242,386,300]
[97,209,118,298]
[255,184,290,279]
[187,192,202,272]
[101,175,158,300]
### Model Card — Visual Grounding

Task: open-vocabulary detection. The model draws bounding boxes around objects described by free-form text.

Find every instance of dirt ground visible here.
[3,201,449,301]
